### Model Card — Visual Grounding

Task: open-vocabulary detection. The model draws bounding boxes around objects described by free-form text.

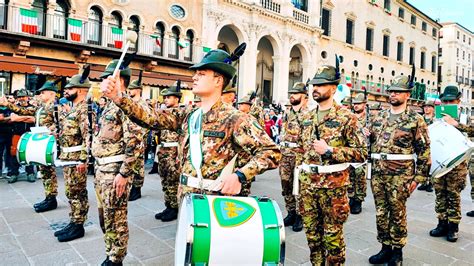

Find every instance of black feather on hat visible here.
[228,43,247,63]
[80,65,90,84]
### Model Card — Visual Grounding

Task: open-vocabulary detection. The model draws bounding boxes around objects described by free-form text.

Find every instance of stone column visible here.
[241,31,258,96]
[272,54,291,103]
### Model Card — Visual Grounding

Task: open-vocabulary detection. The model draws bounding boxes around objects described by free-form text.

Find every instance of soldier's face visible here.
[423,106,434,115]
[127,88,141,98]
[164,95,179,108]
[238,103,251,113]
[289,93,303,106]
[221,92,235,104]
[192,69,223,97]
[312,84,335,103]
[442,99,460,105]
[64,88,78,101]
[40,90,56,103]
[389,91,410,106]
[17,96,28,105]
[353,103,366,113]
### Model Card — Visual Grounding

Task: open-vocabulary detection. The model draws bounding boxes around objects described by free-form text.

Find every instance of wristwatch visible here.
[235,170,247,185]
[323,147,333,158]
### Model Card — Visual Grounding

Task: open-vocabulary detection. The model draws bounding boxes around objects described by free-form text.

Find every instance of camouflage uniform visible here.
[299,101,367,264]
[250,101,265,127]
[348,114,368,202]
[130,98,148,189]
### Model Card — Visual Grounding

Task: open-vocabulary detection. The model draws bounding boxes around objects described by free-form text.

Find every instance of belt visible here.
[180,173,222,192]
[61,145,84,153]
[96,154,125,165]
[371,153,416,160]
[299,163,354,174]
[159,142,179,148]
[280,141,299,148]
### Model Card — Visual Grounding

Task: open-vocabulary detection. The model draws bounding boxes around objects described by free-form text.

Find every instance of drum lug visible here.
[264,224,282,229]
[258,196,270,202]
[380,153,388,160]
[191,223,209,228]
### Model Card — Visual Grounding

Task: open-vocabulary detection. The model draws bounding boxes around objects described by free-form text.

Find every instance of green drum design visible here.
[175,193,285,265]
[16,132,57,166]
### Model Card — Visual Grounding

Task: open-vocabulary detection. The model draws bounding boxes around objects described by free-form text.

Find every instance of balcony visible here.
[260,0,281,13]
[0,5,206,64]
[293,8,309,24]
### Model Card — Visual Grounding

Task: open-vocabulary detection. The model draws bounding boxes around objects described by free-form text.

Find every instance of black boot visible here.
[57,223,85,242]
[34,196,57,213]
[446,222,459,242]
[350,199,362,214]
[430,219,448,237]
[128,186,142,201]
[283,210,297,226]
[148,162,159,174]
[101,257,110,266]
[54,222,74,237]
[369,244,392,264]
[292,215,303,232]
[388,247,403,266]
[467,210,474,217]
[417,183,427,191]
[155,208,168,220]
[106,260,123,266]
[161,207,178,222]
[425,183,433,192]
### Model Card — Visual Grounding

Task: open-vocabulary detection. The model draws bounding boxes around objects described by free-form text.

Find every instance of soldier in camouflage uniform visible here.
[0,81,59,213]
[92,60,143,266]
[418,100,435,192]
[348,93,368,214]
[54,69,95,242]
[127,78,149,201]
[101,48,281,200]
[279,82,308,232]
[468,152,474,217]
[430,86,474,242]
[368,75,431,265]
[221,76,237,105]
[154,81,182,222]
[298,65,367,265]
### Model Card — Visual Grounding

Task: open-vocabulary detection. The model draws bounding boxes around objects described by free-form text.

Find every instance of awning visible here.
[0,56,79,77]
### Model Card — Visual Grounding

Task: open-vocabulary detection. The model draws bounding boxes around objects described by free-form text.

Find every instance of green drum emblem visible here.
[213,198,256,227]
[32,134,49,141]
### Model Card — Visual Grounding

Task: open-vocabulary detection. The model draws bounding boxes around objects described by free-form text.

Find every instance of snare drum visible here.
[429,120,473,178]
[175,194,285,265]
[16,132,57,166]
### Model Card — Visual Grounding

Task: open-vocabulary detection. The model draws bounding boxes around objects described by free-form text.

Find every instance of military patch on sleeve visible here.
[253,121,263,130]
[203,130,226,138]
[325,120,340,128]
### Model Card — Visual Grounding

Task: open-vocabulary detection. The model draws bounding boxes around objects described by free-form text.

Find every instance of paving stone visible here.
[1,207,43,223]
[16,229,71,257]
[30,248,83,265]
[149,223,178,241]
[0,235,22,254]
[127,226,173,260]
[142,251,174,266]
[70,237,105,265]
[1,250,30,265]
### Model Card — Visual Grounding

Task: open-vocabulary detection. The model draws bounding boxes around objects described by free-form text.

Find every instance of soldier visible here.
[468,154,474,217]
[430,85,474,242]
[101,48,281,200]
[298,65,367,265]
[53,68,95,242]
[154,81,182,222]
[221,76,237,105]
[237,94,252,113]
[248,91,265,127]
[127,77,149,201]
[0,81,59,212]
[92,60,143,265]
[279,82,308,232]
[417,100,435,192]
[368,75,431,265]
[341,96,352,109]
[348,93,368,214]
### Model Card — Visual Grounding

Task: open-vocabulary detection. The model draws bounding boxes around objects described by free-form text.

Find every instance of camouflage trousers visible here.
[94,170,130,263]
[38,165,58,197]
[433,161,467,224]
[158,148,180,209]
[348,165,367,202]
[279,155,298,213]
[63,166,88,224]
[371,174,413,248]
[298,183,350,265]
[132,157,145,188]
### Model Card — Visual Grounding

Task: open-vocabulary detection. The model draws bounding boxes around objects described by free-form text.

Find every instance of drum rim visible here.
[270,198,286,265]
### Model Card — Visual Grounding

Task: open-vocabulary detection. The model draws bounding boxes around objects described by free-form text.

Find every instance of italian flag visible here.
[345,76,352,87]
[68,18,82,42]
[150,34,161,46]
[177,40,189,49]
[376,83,381,92]
[111,27,123,49]
[20,8,38,34]
[361,80,367,90]
[202,46,211,52]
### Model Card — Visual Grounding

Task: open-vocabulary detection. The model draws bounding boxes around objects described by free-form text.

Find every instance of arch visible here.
[109,10,123,28]
[288,41,310,64]
[128,14,145,29]
[169,24,183,35]
[215,22,247,44]
[153,19,168,32]
[255,31,281,57]
[87,4,105,18]
[129,15,140,31]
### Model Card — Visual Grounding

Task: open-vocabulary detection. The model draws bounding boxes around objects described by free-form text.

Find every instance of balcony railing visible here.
[1,5,206,63]
[293,8,309,24]
[471,80,474,87]
[260,0,281,13]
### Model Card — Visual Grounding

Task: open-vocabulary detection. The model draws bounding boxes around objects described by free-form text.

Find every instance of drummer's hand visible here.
[101,75,122,103]
[408,181,418,194]
[362,127,370,137]
[442,114,459,127]
[113,173,128,198]
[313,139,330,155]
[9,113,18,122]
[76,163,87,174]
[219,173,242,195]
[0,96,7,106]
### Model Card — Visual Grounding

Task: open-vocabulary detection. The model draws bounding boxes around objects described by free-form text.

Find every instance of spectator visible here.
[264,113,276,141]
[0,95,13,179]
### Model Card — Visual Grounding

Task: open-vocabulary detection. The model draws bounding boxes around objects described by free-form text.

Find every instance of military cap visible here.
[37,81,58,93]
[16,89,29,97]
[386,75,413,92]
[65,74,91,89]
[370,102,382,110]
[189,49,236,79]
[440,85,461,101]
[422,100,435,107]
[100,59,132,79]
[309,65,341,85]
[288,82,308,94]
[161,81,182,97]
[237,94,252,105]
[352,93,367,104]
[223,83,237,94]
[128,79,142,90]
[341,96,351,105]
[194,95,201,102]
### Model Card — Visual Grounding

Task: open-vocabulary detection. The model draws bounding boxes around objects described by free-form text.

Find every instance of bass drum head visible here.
[175,194,192,266]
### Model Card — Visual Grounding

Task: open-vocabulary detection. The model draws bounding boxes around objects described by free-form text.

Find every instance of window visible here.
[87,6,102,45]
[169,26,180,59]
[109,12,122,28]
[291,0,308,12]
[32,0,47,35]
[153,22,165,56]
[398,7,404,19]
[383,35,390,57]
[457,48,459,58]
[321,8,331,36]
[457,31,460,39]
[346,19,354,45]
[463,50,465,60]
[384,0,390,11]
[321,51,327,58]
[420,51,426,69]
[52,0,69,39]
[469,37,471,45]
[366,28,373,51]
[463,34,466,42]
[410,15,416,26]
[0,0,8,30]
[409,47,415,65]
[422,22,427,32]
[0,71,12,95]
[432,28,437,37]
[128,15,140,51]
[439,47,442,56]
[397,41,403,61]
[184,30,194,61]
[170,4,185,19]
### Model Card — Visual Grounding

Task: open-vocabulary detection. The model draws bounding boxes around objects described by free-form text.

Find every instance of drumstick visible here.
[112,31,138,97]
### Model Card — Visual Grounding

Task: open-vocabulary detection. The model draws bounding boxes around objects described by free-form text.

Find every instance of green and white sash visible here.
[188,108,204,180]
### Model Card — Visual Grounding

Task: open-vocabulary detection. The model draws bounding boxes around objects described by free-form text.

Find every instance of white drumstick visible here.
[112,30,138,78]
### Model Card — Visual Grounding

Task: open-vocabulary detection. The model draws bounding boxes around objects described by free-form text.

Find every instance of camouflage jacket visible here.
[157,106,181,146]
[116,97,281,185]
[130,97,149,175]
[456,123,474,137]
[280,104,308,157]
[7,102,57,131]
[300,102,367,188]
[58,100,95,162]
[370,108,431,183]
[424,115,434,126]
[250,103,265,127]
[91,101,143,178]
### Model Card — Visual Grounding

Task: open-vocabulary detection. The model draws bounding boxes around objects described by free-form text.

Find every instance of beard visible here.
[289,96,302,106]
[65,91,77,101]
[353,108,364,114]
[389,97,403,106]
[313,91,330,103]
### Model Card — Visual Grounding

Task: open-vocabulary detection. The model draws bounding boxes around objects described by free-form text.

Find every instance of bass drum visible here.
[16,132,57,166]
[175,193,285,265]
[429,120,473,178]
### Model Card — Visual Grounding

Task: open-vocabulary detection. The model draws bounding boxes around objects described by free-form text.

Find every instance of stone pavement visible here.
[0,166,473,265]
